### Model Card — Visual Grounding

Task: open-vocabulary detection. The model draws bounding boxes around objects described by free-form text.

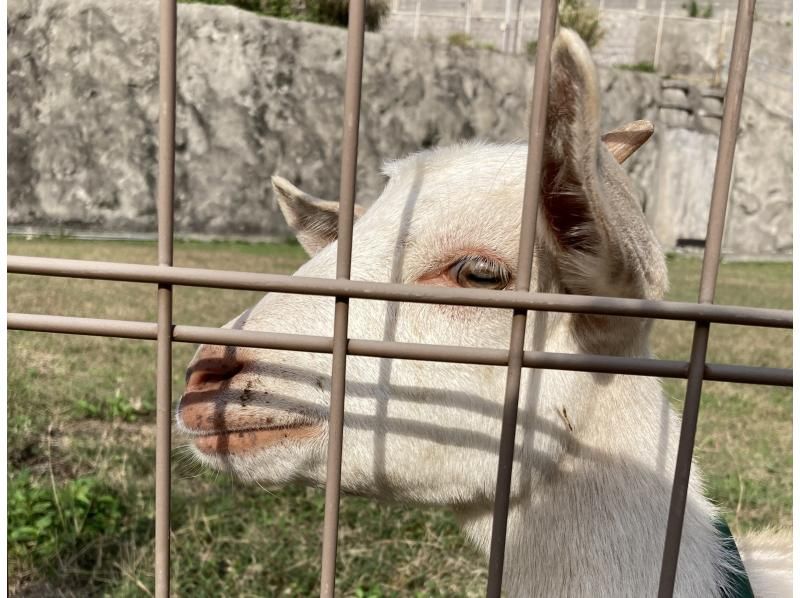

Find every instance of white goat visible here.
[177,29,791,597]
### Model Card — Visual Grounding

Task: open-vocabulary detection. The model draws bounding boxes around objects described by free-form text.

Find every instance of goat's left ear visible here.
[272,176,365,256]
[540,29,666,302]
[539,28,602,257]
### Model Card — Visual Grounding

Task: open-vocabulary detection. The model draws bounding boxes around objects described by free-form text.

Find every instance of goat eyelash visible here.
[449,255,512,289]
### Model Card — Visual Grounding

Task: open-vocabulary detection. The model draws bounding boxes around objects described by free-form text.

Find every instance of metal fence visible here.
[6,0,792,596]
[389,0,792,83]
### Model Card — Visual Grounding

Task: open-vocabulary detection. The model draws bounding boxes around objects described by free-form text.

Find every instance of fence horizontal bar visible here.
[8,313,160,339]
[7,256,792,329]
[8,313,792,387]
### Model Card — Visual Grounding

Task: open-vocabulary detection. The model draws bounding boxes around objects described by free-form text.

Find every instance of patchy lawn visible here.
[7,238,791,595]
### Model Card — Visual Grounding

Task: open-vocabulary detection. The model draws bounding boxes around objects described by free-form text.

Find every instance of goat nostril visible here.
[186,361,244,389]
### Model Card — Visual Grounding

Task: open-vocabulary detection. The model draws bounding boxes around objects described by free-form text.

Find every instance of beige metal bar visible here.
[319,0,366,595]
[7,313,792,387]
[9,313,159,339]
[7,256,793,329]
[486,0,558,594]
[155,1,177,596]
[658,0,756,595]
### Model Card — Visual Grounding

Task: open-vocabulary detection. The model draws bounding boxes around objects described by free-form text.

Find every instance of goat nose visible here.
[184,357,244,392]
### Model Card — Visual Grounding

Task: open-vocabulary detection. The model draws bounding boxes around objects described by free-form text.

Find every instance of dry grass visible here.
[7,238,791,595]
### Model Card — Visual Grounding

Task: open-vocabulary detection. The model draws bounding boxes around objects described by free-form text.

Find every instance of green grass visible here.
[653,255,792,531]
[7,238,791,595]
[616,61,657,73]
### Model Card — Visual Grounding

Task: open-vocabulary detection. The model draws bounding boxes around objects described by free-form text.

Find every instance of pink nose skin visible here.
[184,356,243,394]
[180,354,244,433]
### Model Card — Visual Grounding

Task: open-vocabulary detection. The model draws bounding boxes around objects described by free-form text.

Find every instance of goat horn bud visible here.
[601,120,654,164]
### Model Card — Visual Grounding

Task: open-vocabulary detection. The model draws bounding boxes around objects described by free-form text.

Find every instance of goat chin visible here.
[737,529,793,598]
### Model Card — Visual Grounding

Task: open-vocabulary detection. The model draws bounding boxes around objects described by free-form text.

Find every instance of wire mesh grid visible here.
[6,0,790,596]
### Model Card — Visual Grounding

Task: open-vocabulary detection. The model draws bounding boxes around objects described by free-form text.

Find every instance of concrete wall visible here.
[7,0,792,256]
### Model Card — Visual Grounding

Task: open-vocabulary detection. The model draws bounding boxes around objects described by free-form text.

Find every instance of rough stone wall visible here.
[724,80,792,255]
[7,0,792,256]
[9,0,536,238]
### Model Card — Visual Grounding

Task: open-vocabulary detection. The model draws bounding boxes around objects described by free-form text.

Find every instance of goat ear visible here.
[601,120,654,164]
[540,30,667,306]
[540,28,602,257]
[272,176,365,256]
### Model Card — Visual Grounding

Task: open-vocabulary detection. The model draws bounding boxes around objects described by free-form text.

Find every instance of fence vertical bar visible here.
[714,9,730,88]
[512,0,524,54]
[502,0,513,52]
[657,0,755,595]
[653,0,667,69]
[485,0,558,595]
[319,0,365,596]
[154,1,177,596]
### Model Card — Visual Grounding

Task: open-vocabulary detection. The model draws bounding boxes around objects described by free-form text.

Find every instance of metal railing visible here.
[391,0,791,87]
[7,0,790,596]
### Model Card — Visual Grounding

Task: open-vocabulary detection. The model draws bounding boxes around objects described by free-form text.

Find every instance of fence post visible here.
[657,0,756,594]
[154,1,176,597]
[465,0,472,34]
[512,0,524,54]
[653,0,667,70]
[318,0,366,594]
[714,9,730,87]
[486,0,559,593]
[502,0,513,52]
[413,0,422,39]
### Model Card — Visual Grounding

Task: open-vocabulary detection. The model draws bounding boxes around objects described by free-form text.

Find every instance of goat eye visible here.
[450,257,510,289]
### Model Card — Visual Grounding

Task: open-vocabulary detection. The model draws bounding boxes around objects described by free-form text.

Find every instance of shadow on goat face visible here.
[176,29,666,506]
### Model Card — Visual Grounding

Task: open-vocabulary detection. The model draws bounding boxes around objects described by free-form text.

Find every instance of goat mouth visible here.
[190,424,321,455]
